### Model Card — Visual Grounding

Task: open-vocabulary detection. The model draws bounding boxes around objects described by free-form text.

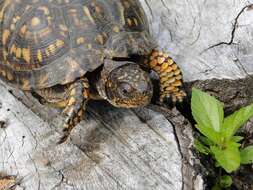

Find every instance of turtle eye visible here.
[119,82,133,96]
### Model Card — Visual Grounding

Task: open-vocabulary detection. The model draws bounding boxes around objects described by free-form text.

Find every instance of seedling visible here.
[191,88,253,189]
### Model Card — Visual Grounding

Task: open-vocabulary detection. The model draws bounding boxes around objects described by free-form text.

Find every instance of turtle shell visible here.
[0,0,152,90]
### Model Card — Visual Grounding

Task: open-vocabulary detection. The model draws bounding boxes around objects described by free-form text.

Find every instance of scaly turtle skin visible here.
[0,0,186,143]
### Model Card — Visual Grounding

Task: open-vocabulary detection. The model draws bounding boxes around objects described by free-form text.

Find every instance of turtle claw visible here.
[57,134,69,144]
[57,79,89,144]
[159,90,186,108]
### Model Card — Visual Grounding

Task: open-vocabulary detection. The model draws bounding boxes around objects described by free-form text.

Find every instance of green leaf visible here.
[240,146,253,164]
[214,161,221,168]
[194,139,210,155]
[219,175,233,188]
[210,145,240,173]
[226,140,241,148]
[195,124,221,145]
[222,103,253,140]
[211,184,222,190]
[231,136,244,143]
[199,135,215,146]
[191,88,224,143]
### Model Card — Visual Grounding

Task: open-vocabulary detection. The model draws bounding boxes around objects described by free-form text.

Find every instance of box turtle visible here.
[0,0,186,143]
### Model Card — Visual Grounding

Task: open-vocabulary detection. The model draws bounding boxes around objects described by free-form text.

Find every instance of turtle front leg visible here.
[145,49,186,104]
[36,78,89,143]
[58,78,90,144]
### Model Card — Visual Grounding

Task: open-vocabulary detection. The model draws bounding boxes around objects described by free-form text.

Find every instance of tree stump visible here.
[1,0,253,190]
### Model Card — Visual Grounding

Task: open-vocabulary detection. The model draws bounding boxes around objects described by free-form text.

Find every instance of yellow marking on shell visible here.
[13,16,20,23]
[48,44,56,53]
[45,49,50,56]
[95,5,102,14]
[22,48,31,63]
[38,6,50,15]
[69,8,77,13]
[10,24,15,30]
[76,37,85,45]
[10,44,17,54]
[133,18,138,26]
[83,6,95,24]
[3,50,8,60]
[87,44,92,49]
[60,31,66,36]
[56,39,64,47]
[37,50,43,62]
[31,17,41,27]
[113,26,120,33]
[127,18,133,26]
[59,24,68,31]
[20,25,27,34]
[96,34,104,45]
[0,0,11,21]
[37,27,52,38]
[16,48,22,58]
[2,30,10,45]
[6,71,13,81]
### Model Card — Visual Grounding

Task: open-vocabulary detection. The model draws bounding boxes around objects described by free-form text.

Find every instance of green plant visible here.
[191,88,253,189]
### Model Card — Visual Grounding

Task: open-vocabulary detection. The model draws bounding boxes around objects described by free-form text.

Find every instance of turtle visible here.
[0,0,186,143]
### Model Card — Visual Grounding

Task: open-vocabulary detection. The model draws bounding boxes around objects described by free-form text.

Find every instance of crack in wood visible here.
[201,4,253,53]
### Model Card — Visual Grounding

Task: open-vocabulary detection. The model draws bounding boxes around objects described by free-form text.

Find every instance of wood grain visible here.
[1,0,253,189]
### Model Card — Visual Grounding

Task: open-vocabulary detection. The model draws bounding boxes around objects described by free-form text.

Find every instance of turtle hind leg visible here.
[58,78,89,144]
[145,49,186,105]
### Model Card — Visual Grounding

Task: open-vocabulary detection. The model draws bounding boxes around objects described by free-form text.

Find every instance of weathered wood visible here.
[140,0,253,81]
[1,0,253,189]
[1,82,199,190]
[185,76,253,113]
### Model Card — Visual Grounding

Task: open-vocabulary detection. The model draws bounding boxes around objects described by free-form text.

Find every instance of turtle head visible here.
[97,61,153,108]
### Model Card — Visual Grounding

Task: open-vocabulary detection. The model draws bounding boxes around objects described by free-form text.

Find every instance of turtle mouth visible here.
[112,54,143,63]
[111,94,152,108]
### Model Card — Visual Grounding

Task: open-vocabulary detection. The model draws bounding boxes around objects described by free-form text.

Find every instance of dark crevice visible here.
[112,54,143,63]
